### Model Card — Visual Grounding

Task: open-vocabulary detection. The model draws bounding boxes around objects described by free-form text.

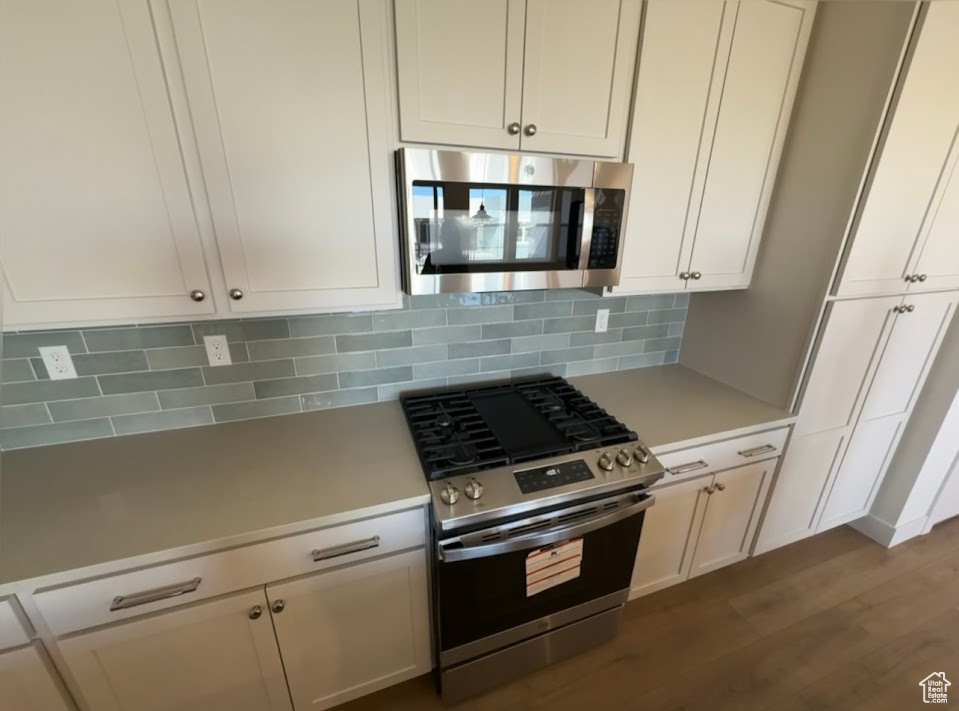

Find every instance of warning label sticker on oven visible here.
[526,538,583,597]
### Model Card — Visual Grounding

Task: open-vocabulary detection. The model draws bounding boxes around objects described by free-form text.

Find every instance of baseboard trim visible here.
[850,514,928,548]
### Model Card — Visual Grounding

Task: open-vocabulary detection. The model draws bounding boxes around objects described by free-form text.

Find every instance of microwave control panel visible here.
[588,188,625,269]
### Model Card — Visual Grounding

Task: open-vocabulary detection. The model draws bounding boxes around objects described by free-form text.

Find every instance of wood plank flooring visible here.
[340,517,959,710]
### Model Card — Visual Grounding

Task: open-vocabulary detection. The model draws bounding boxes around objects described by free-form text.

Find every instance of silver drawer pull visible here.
[667,459,708,475]
[312,535,380,562]
[110,577,201,611]
[738,444,777,458]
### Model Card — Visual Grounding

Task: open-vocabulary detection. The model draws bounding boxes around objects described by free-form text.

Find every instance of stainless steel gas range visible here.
[400,377,664,703]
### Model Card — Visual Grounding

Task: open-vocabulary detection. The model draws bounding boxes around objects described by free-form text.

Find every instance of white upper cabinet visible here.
[394,0,640,157]
[615,0,815,294]
[168,0,399,313]
[0,0,214,328]
[835,2,959,297]
[0,644,73,711]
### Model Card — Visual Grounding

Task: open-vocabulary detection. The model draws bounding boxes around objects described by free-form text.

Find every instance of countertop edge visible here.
[650,416,797,454]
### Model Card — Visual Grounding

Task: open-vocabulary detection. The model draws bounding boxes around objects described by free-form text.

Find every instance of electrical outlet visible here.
[39,346,78,380]
[594,309,610,333]
[203,335,232,367]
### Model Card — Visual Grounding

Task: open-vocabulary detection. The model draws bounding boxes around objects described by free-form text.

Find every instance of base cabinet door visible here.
[0,643,73,711]
[689,462,771,577]
[266,550,430,711]
[629,476,709,598]
[58,589,291,711]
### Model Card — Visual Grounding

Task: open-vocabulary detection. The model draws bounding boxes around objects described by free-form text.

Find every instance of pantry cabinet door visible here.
[911,140,959,293]
[58,589,291,711]
[0,644,72,711]
[168,0,399,313]
[0,0,214,328]
[630,476,710,599]
[519,0,641,157]
[394,0,525,150]
[689,0,816,291]
[835,2,959,297]
[689,462,771,577]
[267,550,430,711]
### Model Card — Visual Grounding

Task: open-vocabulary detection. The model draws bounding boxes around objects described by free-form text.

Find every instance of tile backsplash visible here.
[0,289,686,450]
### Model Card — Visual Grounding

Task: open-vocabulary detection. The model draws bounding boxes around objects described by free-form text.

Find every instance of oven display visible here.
[514,459,594,494]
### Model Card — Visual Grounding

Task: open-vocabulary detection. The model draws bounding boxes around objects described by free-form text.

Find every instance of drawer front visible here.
[0,597,32,651]
[655,427,789,488]
[34,507,426,636]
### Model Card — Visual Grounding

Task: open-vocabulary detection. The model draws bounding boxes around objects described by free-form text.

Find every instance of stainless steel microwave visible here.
[396,148,633,295]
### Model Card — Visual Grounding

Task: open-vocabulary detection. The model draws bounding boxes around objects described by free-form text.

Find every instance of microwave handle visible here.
[437,493,654,563]
[576,188,596,271]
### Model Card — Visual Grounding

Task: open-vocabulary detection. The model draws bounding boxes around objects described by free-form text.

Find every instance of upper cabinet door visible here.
[688,0,815,291]
[394,0,526,150]
[0,0,214,328]
[168,0,399,313]
[911,137,959,293]
[519,0,641,157]
[836,2,959,297]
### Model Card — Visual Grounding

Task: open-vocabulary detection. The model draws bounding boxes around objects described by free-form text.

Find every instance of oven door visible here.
[435,489,653,665]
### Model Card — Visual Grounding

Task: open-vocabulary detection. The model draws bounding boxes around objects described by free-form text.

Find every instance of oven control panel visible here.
[514,459,595,494]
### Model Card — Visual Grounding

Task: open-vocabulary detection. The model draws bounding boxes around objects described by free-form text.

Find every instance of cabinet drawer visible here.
[34,507,426,636]
[655,427,789,487]
[0,597,32,651]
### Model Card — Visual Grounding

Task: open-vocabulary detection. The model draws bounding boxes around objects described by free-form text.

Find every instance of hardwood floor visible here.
[340,517,959,710]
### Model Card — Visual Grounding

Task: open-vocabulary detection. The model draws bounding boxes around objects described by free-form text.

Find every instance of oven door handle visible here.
[437,495,655,563]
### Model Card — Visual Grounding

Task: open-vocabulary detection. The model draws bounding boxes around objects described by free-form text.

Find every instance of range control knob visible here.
[464,478,484,500]
[598,452,615,472]
[634,441,651,464]
[616,449,633,467]
[439,483,460,506]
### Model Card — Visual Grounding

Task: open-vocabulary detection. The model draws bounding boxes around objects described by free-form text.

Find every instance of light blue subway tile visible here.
[512,364,566,380]
[2,377,100,405]
[1,404,52,428]
[0,418,113,449]
[253,373,338,399]
[482,321,543,340]
[212,396,300,423]
[2,360,36,382]
[668,322,685,338]
[49,393,159,422]
[159,383,255,409]
[647,308,688,325]
[448,339,510,359]
[510,334,570,353]
[480,291,546,306]
[339,366,413,389]
[618,352,667,370]
[373,309,446,331]
[626,294,677,312]
[412,325,482,346]
[296,352,377,375]
[572,298,628,316]
[542,316,595,334]
[112,406,213,435]
[377,378,448,401]
[247,336,335,361]
[84,326,194,352]
[447,305,513,325]
[621,324,670,342]
[3,331,86,357]
[608,312,649,329]
[202,360,294,386]
[375,345,447,367]
[100,368,203,395]
[674,293,691,307]
[594,340,646,359]
[337,331,411,353]
[146,343,248,370]
[480,353,539,372]
[664,350,680,364]
[414,359,478,379]
[193,319,290,343]
[569,330,623,346]
[566,358,620,377]
[33,351,149,379]
[514,302,572,320]
[540,346,595,365]
[544,288,604,301]
[289,313,372,337]
[409,293,484,309]
[644,336,683,353]
[449,372,508,387]
[302,388,378,411]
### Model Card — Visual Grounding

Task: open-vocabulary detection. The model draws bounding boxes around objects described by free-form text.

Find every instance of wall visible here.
[0,289,687,450]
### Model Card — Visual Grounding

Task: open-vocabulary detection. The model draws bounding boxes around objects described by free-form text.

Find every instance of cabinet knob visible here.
[190,289,206,302]
[524,123,537,137]
[271,599,285,614]
[906,274,917,283]
[893,305,905,314]
[507,122,521,135]
[249,605,262,620]
[918,274,927,282]
[715,482,726,492]
[905,304,915,312]
[229,288,244,301]
[691,271,702,280]
[704,484,716,495]
[679,272,691,280]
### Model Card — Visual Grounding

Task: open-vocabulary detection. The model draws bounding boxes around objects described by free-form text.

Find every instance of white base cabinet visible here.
[0,644,73,711]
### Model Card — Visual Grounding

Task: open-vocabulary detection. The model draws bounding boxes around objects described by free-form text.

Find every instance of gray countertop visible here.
[0,364,793,588]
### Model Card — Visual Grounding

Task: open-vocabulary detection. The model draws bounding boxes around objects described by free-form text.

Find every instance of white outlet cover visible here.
[594,309,610,333]
[203,335,232,367]
[39,345,78,380]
